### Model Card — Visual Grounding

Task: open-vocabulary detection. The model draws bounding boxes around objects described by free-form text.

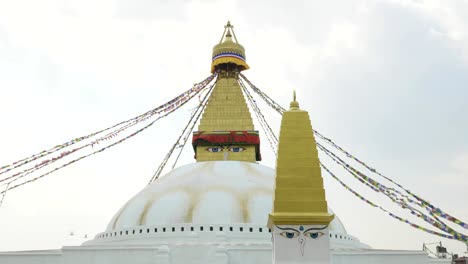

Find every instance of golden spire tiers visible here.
[211,21,249,73]
[268,93,334,227]
[192,22,260,162]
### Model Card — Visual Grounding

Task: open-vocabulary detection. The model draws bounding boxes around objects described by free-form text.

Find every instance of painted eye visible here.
[280,232,299,239]
[206,147,222,153]
[228,146,246,152]
[305,232,324,239]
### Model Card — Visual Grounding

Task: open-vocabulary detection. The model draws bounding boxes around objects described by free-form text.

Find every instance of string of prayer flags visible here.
[0,74,217,196]
[314,130,468,231]
[0,73,216,180]
[320,163,464,242]
[240,73,468,239]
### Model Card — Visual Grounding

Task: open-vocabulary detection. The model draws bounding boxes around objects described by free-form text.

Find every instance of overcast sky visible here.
[0,0,467,256]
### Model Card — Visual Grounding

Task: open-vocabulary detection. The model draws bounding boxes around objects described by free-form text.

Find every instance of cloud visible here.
[452,153,468,172]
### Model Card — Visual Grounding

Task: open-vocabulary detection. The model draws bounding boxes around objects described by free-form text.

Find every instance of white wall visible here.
[0,244,451,264]
[332,250,451,264]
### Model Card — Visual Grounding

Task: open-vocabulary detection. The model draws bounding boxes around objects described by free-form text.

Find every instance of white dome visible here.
[87,161,369,249]
[106,161,347,234]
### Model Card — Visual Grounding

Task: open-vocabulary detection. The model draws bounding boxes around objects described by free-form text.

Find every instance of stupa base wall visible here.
[0,244,450,264]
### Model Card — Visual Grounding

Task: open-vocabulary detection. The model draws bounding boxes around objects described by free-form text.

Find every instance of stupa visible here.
[0,22,450,264]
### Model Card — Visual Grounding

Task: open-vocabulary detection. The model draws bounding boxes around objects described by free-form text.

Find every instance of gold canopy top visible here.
[211,21,249,73]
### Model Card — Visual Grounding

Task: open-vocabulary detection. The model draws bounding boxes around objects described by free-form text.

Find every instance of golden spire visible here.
[268,93,334,227]
[290,90,299,109]
[197,78,254,132]
[192,22,260,162]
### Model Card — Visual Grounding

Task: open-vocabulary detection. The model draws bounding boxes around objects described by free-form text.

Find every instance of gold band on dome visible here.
[211,57,250,73]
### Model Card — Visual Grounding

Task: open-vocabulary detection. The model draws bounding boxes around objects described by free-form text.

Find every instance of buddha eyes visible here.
[205,146,246,153]
[305,231,324,239]
[279,231,324,239]
[280,232,299,239]
[228,146,245,152]
[206,147,222,153]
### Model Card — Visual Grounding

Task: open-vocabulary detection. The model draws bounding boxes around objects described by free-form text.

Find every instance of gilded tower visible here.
[268,94,334,264]
[192,22,261,162]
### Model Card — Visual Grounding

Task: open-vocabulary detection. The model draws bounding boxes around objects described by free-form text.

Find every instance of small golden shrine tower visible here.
[192,22,261,162]
[268,93,334,226]
[268,94,334,263]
